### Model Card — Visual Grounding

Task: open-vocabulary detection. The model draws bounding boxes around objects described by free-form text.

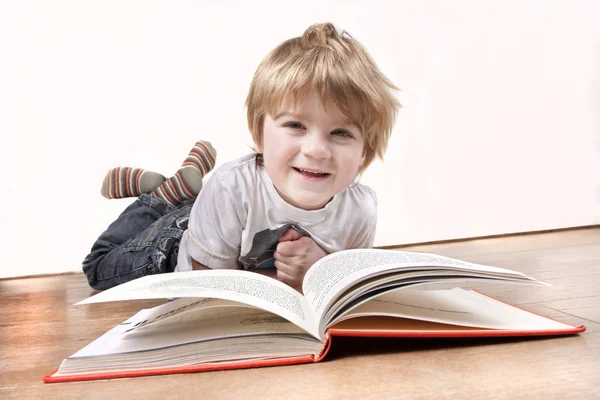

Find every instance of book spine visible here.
[313,333,333,362]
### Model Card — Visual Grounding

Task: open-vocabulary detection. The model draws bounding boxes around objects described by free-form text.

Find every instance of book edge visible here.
[326,325,586,338]
[43,354,316,383]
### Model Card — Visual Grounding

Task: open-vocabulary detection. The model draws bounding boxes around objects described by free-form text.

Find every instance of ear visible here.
[250,114,265,153]
[254,140,263,154]
[249,144,262,155]
[358,150,366,169]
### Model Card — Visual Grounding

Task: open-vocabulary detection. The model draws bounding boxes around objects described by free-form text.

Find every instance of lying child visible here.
[83,22,400,291]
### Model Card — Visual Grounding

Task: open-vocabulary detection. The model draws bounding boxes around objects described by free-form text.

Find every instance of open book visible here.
[44,249,585,383]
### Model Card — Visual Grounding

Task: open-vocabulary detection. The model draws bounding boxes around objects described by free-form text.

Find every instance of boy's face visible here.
[259,92,365,210]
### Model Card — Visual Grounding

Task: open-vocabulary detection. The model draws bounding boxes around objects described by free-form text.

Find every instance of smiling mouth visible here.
[293,167,331,178]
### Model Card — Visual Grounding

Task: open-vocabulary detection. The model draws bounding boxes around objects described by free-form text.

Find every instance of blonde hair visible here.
[245,22,401,172]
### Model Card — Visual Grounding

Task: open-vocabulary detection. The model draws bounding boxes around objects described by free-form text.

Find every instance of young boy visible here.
[83,22,400,291]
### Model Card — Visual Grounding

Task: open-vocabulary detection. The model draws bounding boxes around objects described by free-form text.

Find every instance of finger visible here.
[275,240,301,257]
[274,261,302,287]
[274,259,306,287]
[278,228,304,242]
[273,258,296,275]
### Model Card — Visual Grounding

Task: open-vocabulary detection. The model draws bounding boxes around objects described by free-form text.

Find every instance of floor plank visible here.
[1,228,599,399]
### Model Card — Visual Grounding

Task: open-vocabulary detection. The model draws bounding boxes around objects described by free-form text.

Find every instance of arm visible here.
[192,258,279,279]
[191,258,211,271]
[185,171,244,270]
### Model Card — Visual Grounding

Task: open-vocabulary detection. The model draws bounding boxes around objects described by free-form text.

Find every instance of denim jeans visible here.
[82,194,194,290]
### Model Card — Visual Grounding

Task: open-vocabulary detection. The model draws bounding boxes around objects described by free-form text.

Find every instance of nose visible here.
[301,134,331,160]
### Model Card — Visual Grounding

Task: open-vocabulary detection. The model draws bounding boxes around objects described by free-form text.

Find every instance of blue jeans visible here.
[82,194,194,290]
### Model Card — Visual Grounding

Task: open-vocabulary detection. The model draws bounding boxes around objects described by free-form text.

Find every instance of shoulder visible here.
[208,153,260,189]
[190,155,257,230]
[329,182,378,227]
[212,153,258,179]
[343,182,378,212]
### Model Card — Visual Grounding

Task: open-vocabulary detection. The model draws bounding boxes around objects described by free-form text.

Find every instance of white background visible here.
[1,0,599,279]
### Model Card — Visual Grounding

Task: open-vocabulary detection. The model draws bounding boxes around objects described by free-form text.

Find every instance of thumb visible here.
[278,228,304,242]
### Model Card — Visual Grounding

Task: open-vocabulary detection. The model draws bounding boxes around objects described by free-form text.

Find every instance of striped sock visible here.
[151,140,217,206]
[101,167,166,199]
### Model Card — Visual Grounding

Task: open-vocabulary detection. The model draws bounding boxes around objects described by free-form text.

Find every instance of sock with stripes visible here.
[151,140,217,206]
[101,167,166,199]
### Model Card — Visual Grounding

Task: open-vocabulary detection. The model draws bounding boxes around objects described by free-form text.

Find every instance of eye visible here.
[331,129,352,138]
[284,121,305,130]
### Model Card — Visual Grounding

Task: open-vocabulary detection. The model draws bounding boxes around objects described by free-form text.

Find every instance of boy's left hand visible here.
[274,228,328,290]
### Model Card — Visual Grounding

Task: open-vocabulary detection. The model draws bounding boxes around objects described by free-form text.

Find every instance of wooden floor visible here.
[1,228,599,399]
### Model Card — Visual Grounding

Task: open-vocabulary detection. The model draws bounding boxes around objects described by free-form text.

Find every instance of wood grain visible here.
[1,228,598,399]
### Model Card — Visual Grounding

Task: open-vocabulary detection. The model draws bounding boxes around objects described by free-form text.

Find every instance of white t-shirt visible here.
[176,153,377,271]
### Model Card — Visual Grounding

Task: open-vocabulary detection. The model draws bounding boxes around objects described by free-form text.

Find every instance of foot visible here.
[101,167,166,199]
[152,141,216,206]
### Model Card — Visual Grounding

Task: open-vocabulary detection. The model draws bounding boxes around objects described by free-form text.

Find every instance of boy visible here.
[83,22,400,291]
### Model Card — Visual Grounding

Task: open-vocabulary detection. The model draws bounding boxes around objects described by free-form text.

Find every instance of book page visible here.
[77,270,319,338]
[302,249,540,331]
[321,273,528,326]
[68,305,321,363]
[123,297,249,332]
[333,287,574,331]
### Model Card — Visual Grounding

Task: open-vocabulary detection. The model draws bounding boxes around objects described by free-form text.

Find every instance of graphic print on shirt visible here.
[238,224,310,269]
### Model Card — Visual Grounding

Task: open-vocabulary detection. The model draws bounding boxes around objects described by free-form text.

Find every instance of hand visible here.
[274,228,328,290]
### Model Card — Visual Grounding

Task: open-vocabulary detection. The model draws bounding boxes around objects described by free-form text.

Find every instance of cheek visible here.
[340,147,365,170]
[262,149,287,177]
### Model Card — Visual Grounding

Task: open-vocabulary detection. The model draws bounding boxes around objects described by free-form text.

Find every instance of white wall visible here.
[1,0,598,279]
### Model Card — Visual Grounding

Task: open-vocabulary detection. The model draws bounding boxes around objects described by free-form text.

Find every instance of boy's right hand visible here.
[273,228,328,291]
